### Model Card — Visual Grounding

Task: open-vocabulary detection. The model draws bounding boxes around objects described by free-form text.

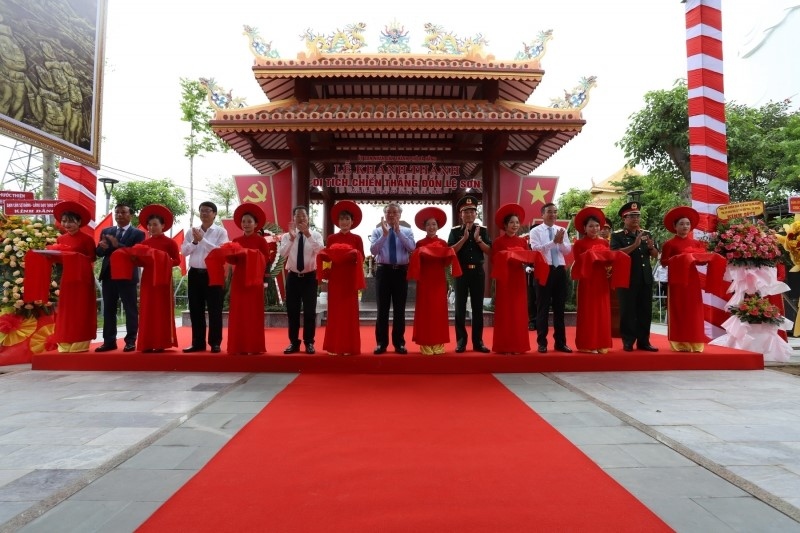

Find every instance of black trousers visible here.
[187,268,224,348]
[617,281,653,347]
[536,265,567,347]
[527,272,537,328]
[454,266,484,347]
[374,266,408,348]
[286,272,318,345]
[101,278,139,346]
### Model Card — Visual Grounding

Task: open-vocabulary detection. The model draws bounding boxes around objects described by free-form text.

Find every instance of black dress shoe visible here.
[455,342,466,353]
[305,343,315,354]
[95,344,116,353]
[123,343,136,352]
[183,345,205,353]
[373,345,387,354]
[638,344,659,352]
[284,344,300,354]
[537,345,547,353]
[395,346,407,354]
[622,344,634,352]
[473,344,491,353]
[211,345,221,353]
[555,344,573,353]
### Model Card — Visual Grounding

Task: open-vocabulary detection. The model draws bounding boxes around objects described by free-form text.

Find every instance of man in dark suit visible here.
[447,195,492,353]
[95,203,146,352]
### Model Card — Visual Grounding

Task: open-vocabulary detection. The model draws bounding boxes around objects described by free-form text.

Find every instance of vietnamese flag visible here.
[498,167,559,226]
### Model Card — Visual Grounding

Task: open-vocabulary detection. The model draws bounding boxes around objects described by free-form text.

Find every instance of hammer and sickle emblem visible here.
[243,181,268,203]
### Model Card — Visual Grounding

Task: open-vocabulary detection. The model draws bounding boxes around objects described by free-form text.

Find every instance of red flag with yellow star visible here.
[498,168,559,225]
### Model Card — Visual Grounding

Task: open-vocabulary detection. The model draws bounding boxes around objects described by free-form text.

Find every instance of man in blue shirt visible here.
[369,202,415,354]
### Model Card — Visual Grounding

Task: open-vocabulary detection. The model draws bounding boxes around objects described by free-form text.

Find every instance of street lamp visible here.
[627,190,644,204]
[98,177,119,213]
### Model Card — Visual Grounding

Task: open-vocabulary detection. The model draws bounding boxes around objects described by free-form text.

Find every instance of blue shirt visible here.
[369,226,415,265]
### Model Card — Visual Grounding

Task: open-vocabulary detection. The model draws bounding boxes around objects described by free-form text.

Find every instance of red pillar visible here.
[686,0,730,338]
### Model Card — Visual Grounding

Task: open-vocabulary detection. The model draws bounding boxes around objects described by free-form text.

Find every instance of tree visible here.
[617,81,800,206]
[180,78,229,226]
[112,179,188,225]
[206,176,237,218]
[616,80,690,183]
[556,188,593,221]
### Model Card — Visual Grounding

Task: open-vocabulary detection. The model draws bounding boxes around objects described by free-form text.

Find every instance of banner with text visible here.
[313,159,479,195]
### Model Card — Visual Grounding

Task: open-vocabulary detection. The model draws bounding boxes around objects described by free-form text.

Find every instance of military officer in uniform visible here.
[610,202,659,352]
[448,196,492,353]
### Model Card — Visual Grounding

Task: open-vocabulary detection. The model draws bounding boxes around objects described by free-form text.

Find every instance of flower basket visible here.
[0,216,61,365]
[705,219,782,268]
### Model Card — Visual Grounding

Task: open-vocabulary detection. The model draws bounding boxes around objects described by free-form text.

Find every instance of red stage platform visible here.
[31,326,764,373]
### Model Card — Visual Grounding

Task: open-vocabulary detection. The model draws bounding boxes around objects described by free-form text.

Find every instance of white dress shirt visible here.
[278,230,324,274]
[180,224,229,269]
[530,223,572,266]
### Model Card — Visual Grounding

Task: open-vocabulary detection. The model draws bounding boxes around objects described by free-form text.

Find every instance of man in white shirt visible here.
[181,201,229,353]
[278,205,324,354]
[530,202,573,353]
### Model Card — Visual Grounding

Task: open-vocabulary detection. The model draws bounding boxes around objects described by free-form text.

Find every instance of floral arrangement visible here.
[776,219,800,272]
[706,219,782,267]
[0,216,61,317]
[727,293,785,326]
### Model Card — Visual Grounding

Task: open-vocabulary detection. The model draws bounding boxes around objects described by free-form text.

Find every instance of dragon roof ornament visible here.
[550,76,598,110]
[515,30,553,61]
[244,25,280,59]
[241,22,572,63]
[421,23,493,61]
[299,23,368,59]
[199,77,247,111]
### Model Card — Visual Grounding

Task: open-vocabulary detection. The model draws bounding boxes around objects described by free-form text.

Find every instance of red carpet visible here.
[32,325,763,373]
[137,374,672,532]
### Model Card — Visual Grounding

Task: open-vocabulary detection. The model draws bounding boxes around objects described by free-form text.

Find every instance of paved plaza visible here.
[1,326,800,532]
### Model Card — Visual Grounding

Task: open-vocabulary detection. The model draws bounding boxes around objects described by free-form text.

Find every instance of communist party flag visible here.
[233,167,293,230]
[497,167,559,226]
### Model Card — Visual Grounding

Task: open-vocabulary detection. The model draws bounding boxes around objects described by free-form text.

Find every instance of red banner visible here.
[0,190,34,200]
[498,168,559,226]
[233,167,293,230]
[94,212,113,243]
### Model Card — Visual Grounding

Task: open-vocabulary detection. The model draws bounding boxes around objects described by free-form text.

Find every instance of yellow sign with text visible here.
[716,200,765,221]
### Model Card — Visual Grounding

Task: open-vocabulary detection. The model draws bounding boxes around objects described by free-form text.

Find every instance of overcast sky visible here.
[2,1,797,242]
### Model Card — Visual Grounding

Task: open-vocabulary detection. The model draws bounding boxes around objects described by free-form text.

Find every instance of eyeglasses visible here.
[625,214,641,218]
[199,208,215,214]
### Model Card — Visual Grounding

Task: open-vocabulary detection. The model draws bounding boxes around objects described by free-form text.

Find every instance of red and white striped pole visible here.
[685,0,730,338]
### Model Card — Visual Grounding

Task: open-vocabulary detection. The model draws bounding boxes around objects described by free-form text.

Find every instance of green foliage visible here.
[727,99,800,203]
[111,180,188,222]
[616,79,690,181]
[180,78,230,225]
[556,188,593,220]
[180,78,229,159]
[617,80,800,207]
[205,177,237,218]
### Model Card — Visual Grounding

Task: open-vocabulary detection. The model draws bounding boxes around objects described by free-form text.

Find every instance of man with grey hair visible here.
[369,202,415,354]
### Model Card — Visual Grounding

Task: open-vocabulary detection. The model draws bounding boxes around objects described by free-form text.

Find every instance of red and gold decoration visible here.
[0,216,61,365]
